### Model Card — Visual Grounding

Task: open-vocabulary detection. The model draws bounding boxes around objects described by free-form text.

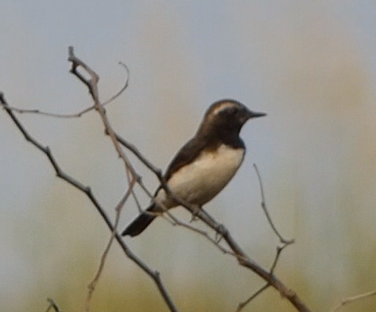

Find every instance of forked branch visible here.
[0,47,313,312]
[0,92,178,312]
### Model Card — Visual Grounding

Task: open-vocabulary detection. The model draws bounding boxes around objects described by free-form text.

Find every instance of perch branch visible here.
[0,47,312,312]
[112,126,309,311]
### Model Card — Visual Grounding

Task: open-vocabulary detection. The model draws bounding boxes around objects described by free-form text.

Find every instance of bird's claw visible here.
[189,205,201,223]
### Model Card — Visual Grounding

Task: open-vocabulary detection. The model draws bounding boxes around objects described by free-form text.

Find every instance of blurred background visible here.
[1,1,376,312]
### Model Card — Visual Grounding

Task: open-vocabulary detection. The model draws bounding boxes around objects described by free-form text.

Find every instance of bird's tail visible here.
[122,205,159,237]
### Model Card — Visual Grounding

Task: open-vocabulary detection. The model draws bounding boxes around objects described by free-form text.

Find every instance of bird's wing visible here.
[163,136,207,182]
[149,136,207,208]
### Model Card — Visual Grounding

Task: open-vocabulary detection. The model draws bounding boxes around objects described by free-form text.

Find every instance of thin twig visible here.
[236,165,295,311]
[269,244,287,274]
[239,165,294,312]
[84,178,137,312]
[236,284,270,312]
[330,289,376,312]
[237,235,292,311]
[4,63,129,118]
[253,164,294,245]
[68,48,129,171]
[45,298,62,312]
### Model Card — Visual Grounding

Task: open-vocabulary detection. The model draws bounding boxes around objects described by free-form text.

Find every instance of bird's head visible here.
[198,99,266,136]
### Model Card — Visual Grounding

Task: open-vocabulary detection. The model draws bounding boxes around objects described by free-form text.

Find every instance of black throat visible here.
[199,126,245,151]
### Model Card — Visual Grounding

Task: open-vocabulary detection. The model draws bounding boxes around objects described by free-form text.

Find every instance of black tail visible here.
[122,206,158,237]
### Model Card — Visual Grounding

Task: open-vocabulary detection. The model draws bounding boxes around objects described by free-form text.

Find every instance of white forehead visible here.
[212,102,239,115]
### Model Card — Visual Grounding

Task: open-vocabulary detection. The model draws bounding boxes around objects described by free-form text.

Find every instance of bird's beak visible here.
[247,110,267,119]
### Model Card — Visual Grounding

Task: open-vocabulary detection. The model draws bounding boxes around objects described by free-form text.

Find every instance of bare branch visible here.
[113,131,164,177]
[1,47,313,312]
[237,232,292,310]
[253,164,294,245]
[236,284,270,312]
[4,62,129,118]
[100,62,130,106]
[186,206,311,311]
[45,298,62,312]
[330,289,376,312]
[270,244,289,275]
[0,92,179,312]
[67,47,180,312]
[84,177,137,312]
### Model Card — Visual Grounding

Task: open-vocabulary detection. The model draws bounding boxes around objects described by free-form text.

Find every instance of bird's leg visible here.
[186,204,225,243]
[189,204,202,222]
[192,206,226,243]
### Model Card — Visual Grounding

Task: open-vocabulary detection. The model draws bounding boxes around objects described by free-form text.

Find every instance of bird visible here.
[122,99,266,237]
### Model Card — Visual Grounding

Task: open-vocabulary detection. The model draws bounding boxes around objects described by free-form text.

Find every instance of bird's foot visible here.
[189,204,202,223]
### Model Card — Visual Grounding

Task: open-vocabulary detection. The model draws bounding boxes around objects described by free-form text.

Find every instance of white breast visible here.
[156,144,245,208]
